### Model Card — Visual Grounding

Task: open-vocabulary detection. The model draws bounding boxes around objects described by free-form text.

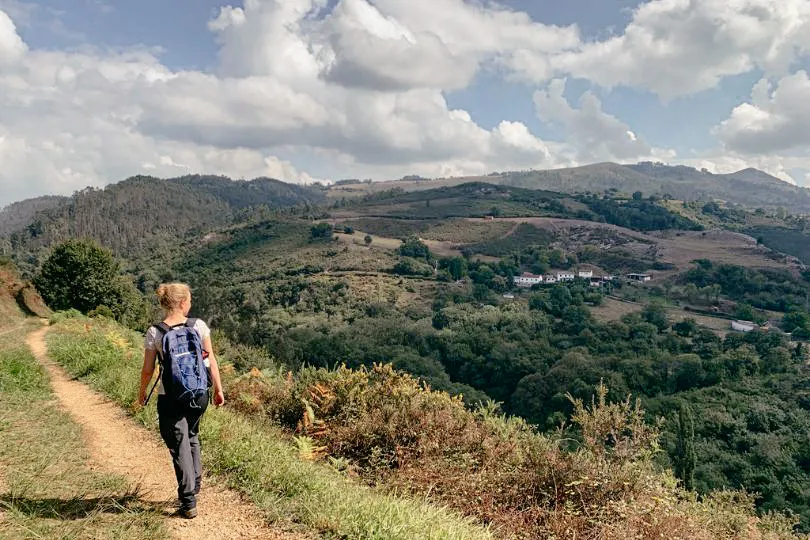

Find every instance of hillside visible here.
[0,195,67,236]
[0,259,50,319]
[1,174,325,271]
[329,162,810,213]
[11,177,810,531]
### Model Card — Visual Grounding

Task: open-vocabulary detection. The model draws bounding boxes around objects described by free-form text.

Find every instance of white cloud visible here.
[533,78,675,163]
[318,0,478,91]
[0,2,571,204]
[715,71,810,154]
[0,8,25,64]
[552,0,810,99]
[5,0,808,206]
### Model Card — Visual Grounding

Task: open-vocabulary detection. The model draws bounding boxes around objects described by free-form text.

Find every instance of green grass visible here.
[46,317,492,540]
[0,323,167,540]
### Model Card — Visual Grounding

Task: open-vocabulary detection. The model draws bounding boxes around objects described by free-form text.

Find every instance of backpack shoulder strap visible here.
[185,318,198,329]
[156,322,172,334]
[153,322,172,364]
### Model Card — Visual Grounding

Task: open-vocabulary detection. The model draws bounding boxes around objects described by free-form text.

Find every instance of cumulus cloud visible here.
[0,8,25,64]
[533,78,675,163]
[4,0,808,205]
[715,72,810,154]
[319,0,478,91]
[552,0,810,99]
[0,1,571,204]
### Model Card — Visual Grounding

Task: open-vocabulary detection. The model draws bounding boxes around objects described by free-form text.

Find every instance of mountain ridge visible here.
[0,174,326,269]
[329,162,810,213]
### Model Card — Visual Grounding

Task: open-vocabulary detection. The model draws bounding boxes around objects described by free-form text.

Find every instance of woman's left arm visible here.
[203,335,225,407]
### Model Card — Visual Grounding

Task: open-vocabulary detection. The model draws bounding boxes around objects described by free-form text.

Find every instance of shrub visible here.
[227,367,801,539]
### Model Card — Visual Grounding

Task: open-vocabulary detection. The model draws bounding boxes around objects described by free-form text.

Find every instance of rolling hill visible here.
[329,162,810,213]
[0,174,326,269]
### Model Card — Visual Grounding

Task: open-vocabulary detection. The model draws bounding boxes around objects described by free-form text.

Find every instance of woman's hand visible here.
[213,388,225,407]
[137,390,147,406]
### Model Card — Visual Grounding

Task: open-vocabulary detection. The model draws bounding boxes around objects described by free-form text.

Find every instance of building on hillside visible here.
[627,273,652,282]
[589,277,604,287]
[602,275,616,281]
[503,293,515,300]
[513,272,543,288]
[557,272,575,282]
[578,270,594,279]
[545,275,557,284]
[731,320,758,333]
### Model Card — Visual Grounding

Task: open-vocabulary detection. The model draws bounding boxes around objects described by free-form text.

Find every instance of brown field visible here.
[326,177,486,199]
[469,217,794,275]
[591,297,731,336]
[335,229,463,258]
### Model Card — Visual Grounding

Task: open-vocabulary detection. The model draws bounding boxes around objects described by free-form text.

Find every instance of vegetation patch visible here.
[466,223,555,257]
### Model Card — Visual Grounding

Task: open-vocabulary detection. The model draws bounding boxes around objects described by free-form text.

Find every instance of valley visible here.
[4,164,810,534]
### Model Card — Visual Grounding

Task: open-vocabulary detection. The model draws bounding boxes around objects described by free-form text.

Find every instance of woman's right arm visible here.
[138,348,157,405]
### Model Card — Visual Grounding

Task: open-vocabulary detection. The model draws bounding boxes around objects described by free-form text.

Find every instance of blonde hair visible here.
[156,283,191,311]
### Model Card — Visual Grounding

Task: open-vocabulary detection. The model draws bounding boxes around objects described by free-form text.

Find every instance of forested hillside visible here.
[1,174,325,272]
[0,196,67,236]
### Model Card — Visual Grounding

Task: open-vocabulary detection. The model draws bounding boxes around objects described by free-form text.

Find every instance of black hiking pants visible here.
[157,394,208,510]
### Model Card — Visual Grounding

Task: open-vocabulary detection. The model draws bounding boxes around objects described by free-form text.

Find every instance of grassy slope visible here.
[0,321,167,540]
[45,315,492,540]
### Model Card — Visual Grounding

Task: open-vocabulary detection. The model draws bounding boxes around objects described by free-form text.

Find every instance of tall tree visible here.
[673,402,696,491]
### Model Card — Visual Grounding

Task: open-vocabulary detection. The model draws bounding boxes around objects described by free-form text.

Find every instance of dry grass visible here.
[467,217,793,275]
[335,229,464,258]
[228,365,803,539]
[591,297,732,335]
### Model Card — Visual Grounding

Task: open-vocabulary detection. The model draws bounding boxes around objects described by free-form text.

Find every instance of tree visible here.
[364,235,373,246]
[34,239,137,319]
[673,318,698,337]
[783,310,810,338]
[642,302,669,331]
[399,236,431,260]
[310,223,333,240]
[447,257,468,281]
[673,402,696,491]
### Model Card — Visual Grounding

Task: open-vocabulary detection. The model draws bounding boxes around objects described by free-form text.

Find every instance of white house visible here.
[627,273,652,282]
[545,276,557,284]
[513,272,543,288]
[578,270,594,279]
[557,272,575,282]
[731,320,757,333]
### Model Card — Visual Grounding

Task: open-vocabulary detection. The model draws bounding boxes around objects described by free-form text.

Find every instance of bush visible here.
[227,366,802,539]
[398,236,431,260]
[310,223,333,240]
[392,258,433,277]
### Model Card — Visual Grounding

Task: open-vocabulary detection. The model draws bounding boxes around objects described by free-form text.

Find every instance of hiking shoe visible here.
[177,507,197,519]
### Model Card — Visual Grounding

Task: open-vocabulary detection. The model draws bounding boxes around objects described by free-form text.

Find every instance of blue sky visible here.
[1,0,809,205]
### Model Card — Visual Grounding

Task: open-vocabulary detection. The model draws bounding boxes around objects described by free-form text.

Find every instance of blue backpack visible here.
[155,319,209,408]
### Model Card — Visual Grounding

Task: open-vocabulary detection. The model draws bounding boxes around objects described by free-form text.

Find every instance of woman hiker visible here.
[138,283,225,519]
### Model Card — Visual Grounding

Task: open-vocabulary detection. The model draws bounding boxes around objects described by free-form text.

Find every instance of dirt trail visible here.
[26,327,297,540]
